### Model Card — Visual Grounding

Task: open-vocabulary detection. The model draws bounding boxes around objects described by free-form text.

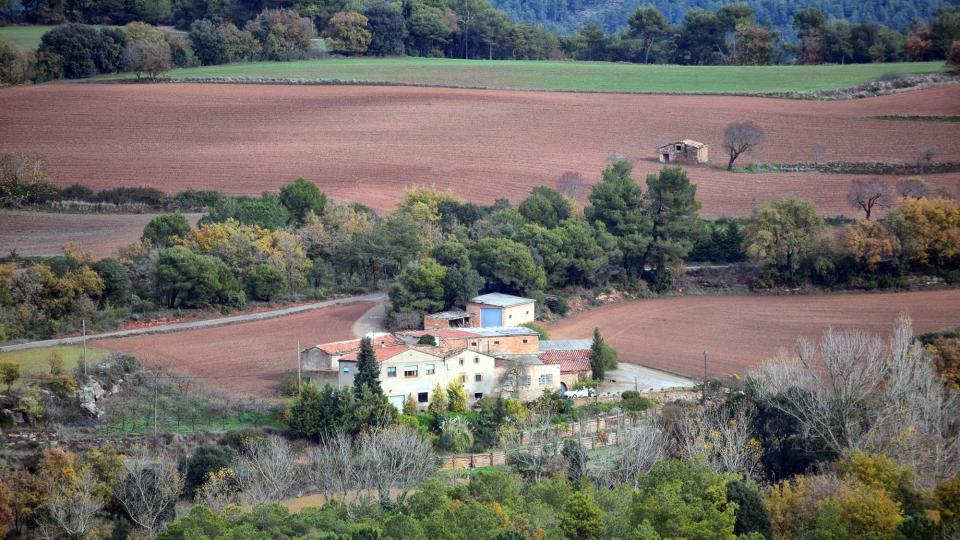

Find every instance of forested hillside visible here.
[490,0,957,34]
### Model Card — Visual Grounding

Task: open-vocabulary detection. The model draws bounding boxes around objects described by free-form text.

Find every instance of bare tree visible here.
[897,177,932,199]
[358,425,435,505]
[113,449,184,539]
[847,178,888,220]
[753,315,960,487]
[40,467,104,540]
[678,403,760,478]
[305,432,364,503]
[917,144,937,166]
[505,410,563,482]
[557,172,587,202]
[723,122,763,170]
[495,356,532,399]
[606,414,666,488]
[234,435,301,504]
[123,40,172,79]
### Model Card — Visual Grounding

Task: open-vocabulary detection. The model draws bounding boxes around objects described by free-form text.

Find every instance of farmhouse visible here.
[302,293,594,409]
[658,140,709,164]
[467,293,536,327]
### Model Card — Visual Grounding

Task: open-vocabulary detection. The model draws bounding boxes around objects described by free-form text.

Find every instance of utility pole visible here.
[82,319,87,377]
[297,340,302,395]
[702,351,708,403]
[154,370,159,433]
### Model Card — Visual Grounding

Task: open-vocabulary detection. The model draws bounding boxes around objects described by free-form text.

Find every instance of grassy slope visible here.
[112,57,947,93]
[0,25,55,50]
[0,346,111,386]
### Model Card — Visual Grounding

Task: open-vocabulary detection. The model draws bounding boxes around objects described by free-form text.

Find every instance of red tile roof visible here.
[539,349,591,374]
[340,345,410,363]
[315,335,404,355]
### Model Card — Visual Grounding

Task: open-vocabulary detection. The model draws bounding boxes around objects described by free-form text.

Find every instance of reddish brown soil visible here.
[2,84,958,217]
[92,301,374,397]
[548,290,960,382]
[0,210,202,257]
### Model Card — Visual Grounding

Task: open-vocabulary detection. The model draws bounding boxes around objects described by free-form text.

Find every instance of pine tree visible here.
[447,380,468,413]
[354,336,382,397]
[403,393,418,415]
[428,383,448,413]
[590,327,605,381]
[560,490,605,540]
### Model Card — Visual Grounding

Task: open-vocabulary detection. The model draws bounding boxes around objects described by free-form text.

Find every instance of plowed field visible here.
[548,290,960,383]
[2,84,958,216]
[0,210,202,257]
[92,301,374,397]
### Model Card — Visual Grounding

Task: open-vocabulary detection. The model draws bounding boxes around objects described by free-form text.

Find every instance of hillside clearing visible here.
[0,346,111,387]
[100,58,948,94]
[548,290,960,382]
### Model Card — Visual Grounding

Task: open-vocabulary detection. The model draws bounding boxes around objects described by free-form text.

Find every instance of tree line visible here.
[2,151,959,341]
[2,2,959,85]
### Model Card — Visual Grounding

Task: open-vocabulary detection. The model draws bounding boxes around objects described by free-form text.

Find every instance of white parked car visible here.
[563,388,595,398]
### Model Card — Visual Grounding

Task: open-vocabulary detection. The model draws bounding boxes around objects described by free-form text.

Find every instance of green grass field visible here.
[106,57,947,94]
[0,345,111,386]
[0,25,56,50]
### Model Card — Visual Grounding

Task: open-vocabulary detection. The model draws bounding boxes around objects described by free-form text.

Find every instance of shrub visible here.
[0,154,59,207]
[43,375,76,397]
[142,213,191,248]
[245,8,316,61]
[0,38,26,85]
[245,264,285,301]
[96,186,167,206]
[58,183,96,201]
[520,321,550,340]
[947,40,960,71]
[123,39,172,78]
[438,416,473,452]
[322,12,372,55]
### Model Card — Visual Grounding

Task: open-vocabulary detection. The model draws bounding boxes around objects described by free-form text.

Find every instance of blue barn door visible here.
[481,307,502,327]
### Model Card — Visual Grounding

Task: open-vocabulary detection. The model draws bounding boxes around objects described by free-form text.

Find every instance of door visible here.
[662,153,670,162]
[388,395,405,411]
[481,307,502,327]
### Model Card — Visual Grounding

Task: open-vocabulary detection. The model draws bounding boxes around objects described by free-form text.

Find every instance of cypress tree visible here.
[590,327,606,381]
[354,336,382,396]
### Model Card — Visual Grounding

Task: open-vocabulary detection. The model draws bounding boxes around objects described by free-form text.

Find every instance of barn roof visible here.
[660,139,708,149]
[539,349,592,374]
[469,293,535,307]
[424,310,473,321]
[540,339,593,351]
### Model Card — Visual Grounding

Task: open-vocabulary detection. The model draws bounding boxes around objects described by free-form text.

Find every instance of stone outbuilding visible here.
[658,140,709,164]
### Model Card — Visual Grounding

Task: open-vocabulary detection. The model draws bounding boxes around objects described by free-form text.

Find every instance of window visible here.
[493,340,500,345]
[471,341,477,347]
[459,358,464,366]
[526,310,529,315]
[475,374,482,382]
[538,374,553,386]
[403,365,418,378]
[520,375,531,387]
[474,356,479,364]
[386,367,396,377]
[460,374,467,383]
[522,339,528,344]
[676,144,683,151]
[418,392,429,403]
[474,392,483,399]
[342,366,350,373]
[509,314,513,319]
[426,364,435,375]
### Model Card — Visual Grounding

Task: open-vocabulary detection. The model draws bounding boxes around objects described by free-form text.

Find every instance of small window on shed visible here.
[522,339,528,344]
[676,144,683,151]
[474,392,483,399]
